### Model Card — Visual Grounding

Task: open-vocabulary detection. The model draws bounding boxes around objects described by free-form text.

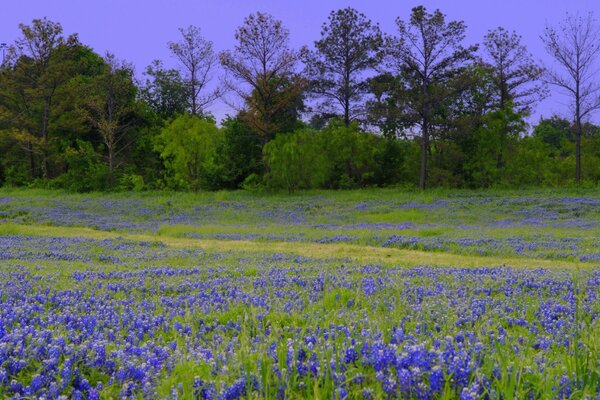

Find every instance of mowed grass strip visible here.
[0,222,592,269]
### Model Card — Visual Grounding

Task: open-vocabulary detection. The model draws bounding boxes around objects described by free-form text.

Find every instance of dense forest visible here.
[1,6,600,192]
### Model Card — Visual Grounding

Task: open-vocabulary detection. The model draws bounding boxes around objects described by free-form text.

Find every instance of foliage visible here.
[386,6,478,189]
[304,7,384,126]
[1,11,600,192]
[264,129,329,192]
[463,104,526,187]
[154,114,223,191]
[213,116,263,189]
[483,27,547,113]
[51,140,108,192]
[139,60,187,120]
[77,53,139,188]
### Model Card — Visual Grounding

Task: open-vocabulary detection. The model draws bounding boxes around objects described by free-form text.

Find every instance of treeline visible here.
[1,6,600,192]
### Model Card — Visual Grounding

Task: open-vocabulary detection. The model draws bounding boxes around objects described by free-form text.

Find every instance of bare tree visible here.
[220,12,306,143]
[542,12,600,184]
[484,27,546,114]
[168,26,219,116]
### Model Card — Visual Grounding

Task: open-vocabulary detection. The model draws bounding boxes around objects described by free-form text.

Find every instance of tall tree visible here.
[168,26,219,116]
[304,7,383,127]
[79,53,138,187]
[389,6,477,190]
[220,12,306,144]
[542,12,600,184]
[1,18,80,179]
[483,27,546,114]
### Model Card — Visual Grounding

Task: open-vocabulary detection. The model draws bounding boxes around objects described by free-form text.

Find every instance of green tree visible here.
[483,27,546,113]
[214,116,263,189]
[533,116,572,150]
[140,60,187,120]
[263,129,329,192]
[389,6,478,189]
[0,18,82,179]
[78,53,139,188]
[303,8,384,127]
[320,119,382,188]
[464,104,526,187]
[154,114,223,191]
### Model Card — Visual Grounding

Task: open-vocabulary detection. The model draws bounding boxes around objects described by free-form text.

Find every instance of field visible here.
[0,188,598,399]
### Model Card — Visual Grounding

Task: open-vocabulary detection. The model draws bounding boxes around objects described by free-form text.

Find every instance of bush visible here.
[263,130,329,192]
[154,114,223,192]
[320,121,383,189]
[51,140,108,192]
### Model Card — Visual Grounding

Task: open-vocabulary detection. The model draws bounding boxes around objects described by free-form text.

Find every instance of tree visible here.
[139,60,187,120]
[214,115,263,189]
[263,129,329,192]
[220,12,306,144]
[542,12,600,184]
[389,6,477,190]
[1,18,81,179]
[464,104,526,187]
[304,7,383,127]
[154,114,223,191]
[168,25,219,116]
[483,27,546,114]
[533,116,572,149]
[79,53,138,187]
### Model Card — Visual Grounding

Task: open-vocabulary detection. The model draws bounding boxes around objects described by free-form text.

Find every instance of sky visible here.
[3,0,600,125]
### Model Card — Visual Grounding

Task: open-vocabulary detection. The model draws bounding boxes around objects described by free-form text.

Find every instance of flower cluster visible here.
[0,234,598,398]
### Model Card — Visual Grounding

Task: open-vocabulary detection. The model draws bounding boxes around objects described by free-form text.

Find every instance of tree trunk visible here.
[28,142,35,178]
[41,97,50,179]
[344,65,351,127]
[575,89,581,184]
[419,119,429,190]
[575,116,582,184]
[107,142,114,189]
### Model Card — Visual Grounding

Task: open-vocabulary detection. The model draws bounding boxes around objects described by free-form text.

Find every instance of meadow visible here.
[0,188,598,399]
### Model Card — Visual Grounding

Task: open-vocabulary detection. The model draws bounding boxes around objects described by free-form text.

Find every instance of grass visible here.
[0,188,599,399]
[0,222,591,269]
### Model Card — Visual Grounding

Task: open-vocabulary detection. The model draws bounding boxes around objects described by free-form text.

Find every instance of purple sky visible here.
[3,0,600,126]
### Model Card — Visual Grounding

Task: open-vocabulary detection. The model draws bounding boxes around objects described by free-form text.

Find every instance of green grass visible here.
[0,188,599,399]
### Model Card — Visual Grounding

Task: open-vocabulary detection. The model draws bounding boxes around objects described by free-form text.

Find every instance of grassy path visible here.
[0,222,592,269]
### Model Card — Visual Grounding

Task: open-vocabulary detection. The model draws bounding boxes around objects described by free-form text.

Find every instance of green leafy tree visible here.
[140,60,187,120]
[263,129,329,192]
[483,27,546,113]
[533,116,572,150]
[0,18,82,179]
[78,53,139,188]
[154,114,223,191]
[464,104,526,187]
[214,115,263,189]
[320,119,382,188]
[389,6,478,190]
[304,8,384,126]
